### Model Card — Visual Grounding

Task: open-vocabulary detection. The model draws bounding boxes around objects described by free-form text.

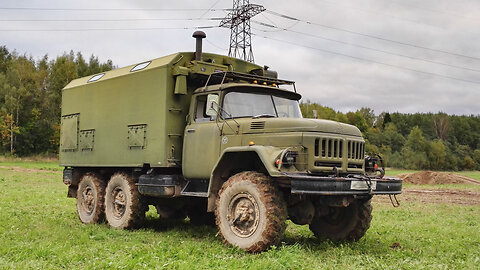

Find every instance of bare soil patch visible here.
[397,171,480,185]
[0,166,60,173]
[374,188,480,206]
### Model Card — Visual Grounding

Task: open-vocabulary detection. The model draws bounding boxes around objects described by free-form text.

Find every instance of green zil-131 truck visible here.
[60,31,402,252]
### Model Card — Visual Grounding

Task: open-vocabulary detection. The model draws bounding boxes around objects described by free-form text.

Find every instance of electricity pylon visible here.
[220,0,265,62]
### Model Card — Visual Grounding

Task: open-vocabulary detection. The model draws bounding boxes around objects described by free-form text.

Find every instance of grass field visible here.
[0,156,60,171]
[0,162,479,269]
[385,168,480,181]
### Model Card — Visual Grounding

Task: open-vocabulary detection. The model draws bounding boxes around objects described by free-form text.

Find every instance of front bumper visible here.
[281,173,402,196]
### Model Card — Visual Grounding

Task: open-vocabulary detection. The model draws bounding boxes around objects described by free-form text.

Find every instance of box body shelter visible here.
[59,52,261,168]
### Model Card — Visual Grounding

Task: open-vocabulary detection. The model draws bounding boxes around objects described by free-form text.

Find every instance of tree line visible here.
[301,102,480,171]
[0,46,113,156]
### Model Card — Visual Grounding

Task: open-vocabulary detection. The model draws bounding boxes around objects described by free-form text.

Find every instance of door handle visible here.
[186,129,196,133]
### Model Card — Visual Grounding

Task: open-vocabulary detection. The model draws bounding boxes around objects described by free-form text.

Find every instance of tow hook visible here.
[389,194,400,207]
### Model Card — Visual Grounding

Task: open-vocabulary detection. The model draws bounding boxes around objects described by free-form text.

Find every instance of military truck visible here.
[60,31,402,252]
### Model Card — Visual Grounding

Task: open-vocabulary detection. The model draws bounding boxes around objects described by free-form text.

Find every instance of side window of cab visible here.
[194,94,218,122]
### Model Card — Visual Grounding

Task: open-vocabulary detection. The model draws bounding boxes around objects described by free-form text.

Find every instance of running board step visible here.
[180,191,208,197]
[180,180,209,197]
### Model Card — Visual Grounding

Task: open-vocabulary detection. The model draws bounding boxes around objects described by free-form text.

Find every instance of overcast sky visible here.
[1,0,479,115]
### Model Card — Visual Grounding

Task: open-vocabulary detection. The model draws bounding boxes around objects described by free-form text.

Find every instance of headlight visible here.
[282,150,297,167]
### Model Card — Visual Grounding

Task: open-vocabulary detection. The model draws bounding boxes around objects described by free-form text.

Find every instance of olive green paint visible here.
[60,52,262,168]
[60,51,364,181]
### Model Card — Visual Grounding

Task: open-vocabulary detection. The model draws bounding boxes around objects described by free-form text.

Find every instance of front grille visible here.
[314,138,343,158]
[309,136,365,173]
[347,140,365,160]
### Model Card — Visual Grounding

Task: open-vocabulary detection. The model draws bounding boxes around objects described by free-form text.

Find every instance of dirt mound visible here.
[397,171,480,185]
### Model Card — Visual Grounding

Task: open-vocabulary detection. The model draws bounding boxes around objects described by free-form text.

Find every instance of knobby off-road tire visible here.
[215,171,287,253]
[77,173,106,224]
[309,199,372,241]
[105,173,145,229]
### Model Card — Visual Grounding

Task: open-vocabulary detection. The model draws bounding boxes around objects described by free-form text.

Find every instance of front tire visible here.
[76,173,105,224]
[215,171,287,253]
[105,173,145,229]
[309,199,372,241]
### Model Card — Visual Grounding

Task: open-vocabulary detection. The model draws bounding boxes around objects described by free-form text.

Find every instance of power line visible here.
[0,7,230,11]
[199,0,225,18]
[0,26,218,32]
[253,34,480,85]
[252,21,480,73]
[0,18,224,22]
[265,10,480,61]
[205,38,228,51]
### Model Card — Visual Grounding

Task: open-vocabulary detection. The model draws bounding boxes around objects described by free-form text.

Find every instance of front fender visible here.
[206,146,283,211]
[213,145,284,178]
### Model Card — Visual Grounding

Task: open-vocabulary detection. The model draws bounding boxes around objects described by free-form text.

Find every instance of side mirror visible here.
[206,94,219,117]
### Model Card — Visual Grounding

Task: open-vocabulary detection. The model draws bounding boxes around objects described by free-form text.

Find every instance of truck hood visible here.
[242,118,362,137]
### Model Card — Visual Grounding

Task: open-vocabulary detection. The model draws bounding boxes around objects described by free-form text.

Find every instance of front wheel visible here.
[215,171,287,253]
[309,199,372,241]
[105,173,145,229]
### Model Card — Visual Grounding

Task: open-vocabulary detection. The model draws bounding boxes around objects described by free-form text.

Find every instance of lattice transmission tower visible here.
[220,0,265,63]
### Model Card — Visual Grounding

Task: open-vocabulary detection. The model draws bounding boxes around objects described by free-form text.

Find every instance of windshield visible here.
[222,92,303,119]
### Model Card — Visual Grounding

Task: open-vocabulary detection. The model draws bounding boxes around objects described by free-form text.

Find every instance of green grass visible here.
[0,156,61,171]
[0,164,479,269]
[384,168,420,177]
[0,161,61,171]
[456,171,480,181]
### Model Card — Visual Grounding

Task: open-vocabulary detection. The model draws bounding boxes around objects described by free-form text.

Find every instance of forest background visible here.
[1,45,479,171]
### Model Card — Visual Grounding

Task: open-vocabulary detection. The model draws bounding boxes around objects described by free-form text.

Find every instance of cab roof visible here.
[195,82,302,101]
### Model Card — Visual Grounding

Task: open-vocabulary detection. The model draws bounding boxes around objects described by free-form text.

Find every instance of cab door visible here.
[182,93,221,179]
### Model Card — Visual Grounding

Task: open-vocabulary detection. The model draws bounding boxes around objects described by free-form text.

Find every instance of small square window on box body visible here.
[87,73,105,83]
[130,61,151,72]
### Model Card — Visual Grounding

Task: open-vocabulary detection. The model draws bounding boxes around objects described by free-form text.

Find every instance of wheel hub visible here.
[81,186,95,215]
[112,187,126,219]
[228,192,260,238]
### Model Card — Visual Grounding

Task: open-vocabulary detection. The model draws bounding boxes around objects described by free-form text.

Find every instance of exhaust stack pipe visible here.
[192,31,206,61]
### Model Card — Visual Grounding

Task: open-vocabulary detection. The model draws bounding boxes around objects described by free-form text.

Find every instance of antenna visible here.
[220,0,265,62]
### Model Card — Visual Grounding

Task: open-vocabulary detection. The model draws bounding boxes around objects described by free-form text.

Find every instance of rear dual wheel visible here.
[76,173,105,224]
[104,173,146,229]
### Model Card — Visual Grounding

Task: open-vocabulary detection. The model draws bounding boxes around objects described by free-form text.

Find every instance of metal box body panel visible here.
[60,52,263,168]
[60,53,189,167]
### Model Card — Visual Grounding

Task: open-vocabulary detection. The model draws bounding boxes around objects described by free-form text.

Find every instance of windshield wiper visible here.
[252,113,276,119]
